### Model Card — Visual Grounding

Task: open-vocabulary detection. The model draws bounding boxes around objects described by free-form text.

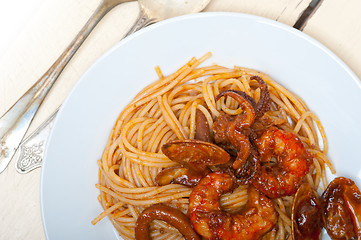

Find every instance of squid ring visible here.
[135,204,200,240]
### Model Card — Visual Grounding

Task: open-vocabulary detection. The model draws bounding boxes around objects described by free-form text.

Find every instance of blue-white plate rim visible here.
[40,12,361,240]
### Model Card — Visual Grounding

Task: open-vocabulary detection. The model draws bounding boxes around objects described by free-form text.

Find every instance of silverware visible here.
[16,109,58,173]
[293,0,323,30]
[13,0,212,174]
[0,0,134,173]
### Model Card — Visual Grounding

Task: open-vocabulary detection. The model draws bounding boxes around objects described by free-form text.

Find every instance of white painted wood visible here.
[0,1,139,239]
[303,0,361,80]
[1,0,359,239]
[205,0,312,26]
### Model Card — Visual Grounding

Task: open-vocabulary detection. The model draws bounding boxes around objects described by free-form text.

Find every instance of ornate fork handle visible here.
[16,109,59,173]
[14,3,158,174]
[0,0,132,173]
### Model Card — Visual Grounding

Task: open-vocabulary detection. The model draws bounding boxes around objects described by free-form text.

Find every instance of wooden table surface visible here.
[0,0,360,239]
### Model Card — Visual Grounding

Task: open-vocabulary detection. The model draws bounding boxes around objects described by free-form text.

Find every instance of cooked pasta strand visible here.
[94,54,333,240]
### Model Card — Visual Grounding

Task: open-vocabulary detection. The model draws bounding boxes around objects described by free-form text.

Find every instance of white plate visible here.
[41,12,361,240]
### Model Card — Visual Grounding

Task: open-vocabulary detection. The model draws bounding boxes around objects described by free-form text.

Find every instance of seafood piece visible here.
[135,204,200,240]
[212,111,239,152]
[234,147,260,184]
[253,127,312,198]
[195,109,212,143]
[251,112,287,138]
[250,76,271,119]
[161,139,230,174]
[213,90,257,169]
[321,177,361,239]
[226,120,252,169]
[155,166,203,187]
[291,183,323,240]
[215,90,256,129]
[188,172,277,240]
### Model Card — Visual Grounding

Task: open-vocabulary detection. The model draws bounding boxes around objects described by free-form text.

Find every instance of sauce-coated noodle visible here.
[92,53,333,240]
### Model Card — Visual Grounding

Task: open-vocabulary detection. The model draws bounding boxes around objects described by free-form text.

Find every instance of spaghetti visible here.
[92,52,334,240]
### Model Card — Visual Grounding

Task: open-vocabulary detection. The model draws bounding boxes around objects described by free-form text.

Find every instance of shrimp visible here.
[252,127,313,199]
[188,172,277,240]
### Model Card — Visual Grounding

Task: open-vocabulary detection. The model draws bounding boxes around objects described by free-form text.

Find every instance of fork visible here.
[0,0,134,173]
[11,0,212,174]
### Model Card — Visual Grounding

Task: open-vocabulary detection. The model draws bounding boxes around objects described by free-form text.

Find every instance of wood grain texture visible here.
[303,0,361,79]
[0,1,139,239]
[0,0,359,239]
[205,0,312,26]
